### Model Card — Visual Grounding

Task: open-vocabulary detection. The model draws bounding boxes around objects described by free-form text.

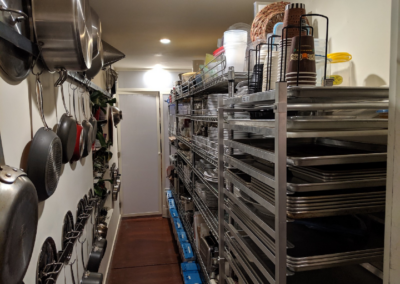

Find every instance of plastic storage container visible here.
[169,208,179,219]
[224,30,248,72]
[166,190,173,199]
[223,30,247,45]
[182,271,202,284]
[181,262,200,272]
[328,52,353,86]
[180,242,196,262]
[168,198,176,209]
[177,230,189,243]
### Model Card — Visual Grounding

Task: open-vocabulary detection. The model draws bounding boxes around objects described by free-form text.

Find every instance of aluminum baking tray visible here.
[225,154,386,192]
[225,207,385,272]
[224,138,387,166]
[226,118,388,130]
[226,234,382,284]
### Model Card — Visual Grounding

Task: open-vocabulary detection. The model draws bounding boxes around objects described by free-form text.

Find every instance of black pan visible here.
[36,237,57,284]
[89,101,98,146]
[80,236,104,283]
[0,133,38,284]
[81,91,93,158]
[27,75,63,201]
[55,70,77,164]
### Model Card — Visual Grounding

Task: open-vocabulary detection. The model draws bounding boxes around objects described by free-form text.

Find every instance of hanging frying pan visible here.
[0,133,38,284]
[55,70,77,164]
[81,91,93,158]
[27,74,63,201]
[70,85,84,162]
[36,237,58,284]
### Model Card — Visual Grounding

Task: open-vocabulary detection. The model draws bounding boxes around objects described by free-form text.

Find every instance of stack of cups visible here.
[262,50,279,91]
[287,35,317,86]
[223,30,248,72]
[278,38,292,81]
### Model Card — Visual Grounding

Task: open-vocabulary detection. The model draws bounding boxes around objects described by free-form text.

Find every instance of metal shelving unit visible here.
[218,76,388,284]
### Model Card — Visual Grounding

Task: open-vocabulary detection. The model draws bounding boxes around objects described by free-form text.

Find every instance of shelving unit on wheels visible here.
[218,75,388,284]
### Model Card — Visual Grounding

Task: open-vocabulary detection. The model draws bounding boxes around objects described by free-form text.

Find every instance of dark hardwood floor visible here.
[108,217,184,284]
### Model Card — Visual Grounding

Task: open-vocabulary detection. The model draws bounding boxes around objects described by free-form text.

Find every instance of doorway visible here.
[118,91,162,217]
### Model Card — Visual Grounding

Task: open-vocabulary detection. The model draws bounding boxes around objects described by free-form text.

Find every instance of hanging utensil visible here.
[81,89,93,158]
[26,73,63,201]
[32,0,93,71]
[89,100,98,146]
[111,106,122,127]
[0,132,38,284]
[55,70,77,163]
[70,84,84,162]
[107,106,114,144]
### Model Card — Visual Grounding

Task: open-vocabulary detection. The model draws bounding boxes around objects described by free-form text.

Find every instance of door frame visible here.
[116,89,163,217]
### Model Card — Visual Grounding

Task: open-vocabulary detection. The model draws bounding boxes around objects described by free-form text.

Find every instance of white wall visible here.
[0,69,120,284]
[304,0,391,86]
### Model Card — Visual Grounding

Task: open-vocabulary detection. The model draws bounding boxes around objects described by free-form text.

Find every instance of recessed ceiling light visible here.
[155,53,163,57]
[160,38,171,44]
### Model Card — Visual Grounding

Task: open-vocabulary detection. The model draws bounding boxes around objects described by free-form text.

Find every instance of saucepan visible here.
[79,241,103,284]
[32,0,93,71]
[87,237,108,272]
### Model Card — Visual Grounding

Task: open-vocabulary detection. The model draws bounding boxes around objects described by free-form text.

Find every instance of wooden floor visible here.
[108,217,184,284]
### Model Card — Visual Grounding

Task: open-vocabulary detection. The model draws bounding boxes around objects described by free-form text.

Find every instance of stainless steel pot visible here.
[86,9,103,79]
[0,0,33,83]
[32,0,93,71]
[97,223,108,238]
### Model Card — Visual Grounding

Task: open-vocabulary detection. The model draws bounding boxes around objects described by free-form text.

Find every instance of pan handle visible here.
[0,132,5,166]
[57,70,70,115]
[36,75,49,129]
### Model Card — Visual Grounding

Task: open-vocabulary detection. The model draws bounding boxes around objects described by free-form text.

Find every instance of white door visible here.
[119,92,162,217]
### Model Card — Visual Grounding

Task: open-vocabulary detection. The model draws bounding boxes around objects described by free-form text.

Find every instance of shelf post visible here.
[218,95,226,284]
[274,82,288,284]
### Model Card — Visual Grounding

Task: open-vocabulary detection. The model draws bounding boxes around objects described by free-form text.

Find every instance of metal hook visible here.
[31,42,44,76]
[44,277,55,284]
[78,237,86,245]
[66,258,77,266]
[54,69,68,87]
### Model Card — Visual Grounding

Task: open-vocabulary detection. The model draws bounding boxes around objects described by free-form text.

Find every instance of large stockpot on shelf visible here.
[32,0,93,71]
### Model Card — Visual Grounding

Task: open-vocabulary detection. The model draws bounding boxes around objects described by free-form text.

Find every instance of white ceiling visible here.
[90,0,256,70]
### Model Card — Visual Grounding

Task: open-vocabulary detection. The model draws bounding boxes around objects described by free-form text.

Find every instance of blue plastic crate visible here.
[182,271,202,284]
[173,218,183,231]
[181,262,199,272]
[166,190,173,199]
[168,198,176,209]
[170,208,179,219]
[177,230,188,243]
[181,242,195,262]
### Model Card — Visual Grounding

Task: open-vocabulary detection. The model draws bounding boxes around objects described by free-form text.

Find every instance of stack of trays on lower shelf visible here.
[223,135,387,277]
[195,181,218,208]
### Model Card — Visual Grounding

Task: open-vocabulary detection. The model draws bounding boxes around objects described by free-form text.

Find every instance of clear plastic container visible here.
[328,52,353,86]
[315,56,331,86]
[224,42,247,72]
[223,30,248,44]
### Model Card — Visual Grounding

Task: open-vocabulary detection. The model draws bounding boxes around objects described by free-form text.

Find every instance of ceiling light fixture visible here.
[160,38,171,44]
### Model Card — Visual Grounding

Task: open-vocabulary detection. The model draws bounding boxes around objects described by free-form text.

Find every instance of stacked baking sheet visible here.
[227,200,384,272]
[195,181,218,208]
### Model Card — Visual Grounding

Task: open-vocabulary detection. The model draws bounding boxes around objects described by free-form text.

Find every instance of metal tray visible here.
[225,154,387,192]
[226,118,388,130]
[224,138,387,166]
[293,162,387,177]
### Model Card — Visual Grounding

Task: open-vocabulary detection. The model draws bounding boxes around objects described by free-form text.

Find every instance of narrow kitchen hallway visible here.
[108,217,184,284]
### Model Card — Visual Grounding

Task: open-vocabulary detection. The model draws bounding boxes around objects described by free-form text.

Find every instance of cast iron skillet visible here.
[81,90,93,158]
[70,85,84,162]
[55,70,77,163]
[0,133,38,284]
[27,74,63,201]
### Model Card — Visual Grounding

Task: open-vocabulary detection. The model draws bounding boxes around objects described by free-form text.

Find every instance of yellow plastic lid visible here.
[327,52,352,63]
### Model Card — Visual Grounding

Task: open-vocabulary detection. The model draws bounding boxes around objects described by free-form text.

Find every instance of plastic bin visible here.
[181,262,200,272]
[170,208,179,219]
[182,271,202,284]
[177,230,189,243]
[168,199,176,209]
[166,190,173,199]
[180,242,196,262]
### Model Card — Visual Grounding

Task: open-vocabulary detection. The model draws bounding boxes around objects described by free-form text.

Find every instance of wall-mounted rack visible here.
[0,21,112,98]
